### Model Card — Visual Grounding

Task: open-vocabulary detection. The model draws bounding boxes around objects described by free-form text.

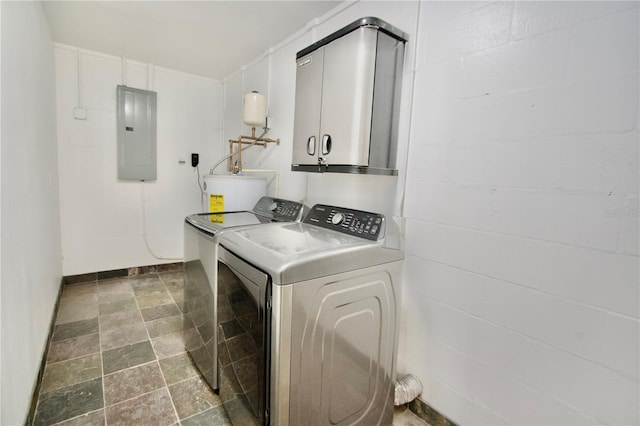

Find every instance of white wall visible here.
[403,1,639,424]
[222,42,311,202]
[222,0,419,219]
[224,1,639,425]
[55,45,224,275]
[0,2,62,424]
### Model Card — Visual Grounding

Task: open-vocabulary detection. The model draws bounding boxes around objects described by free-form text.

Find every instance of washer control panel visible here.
[253,197,306,222]
[304,204,385,241]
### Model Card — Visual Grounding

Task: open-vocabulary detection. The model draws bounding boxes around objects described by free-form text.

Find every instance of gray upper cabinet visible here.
[292,17,407,175]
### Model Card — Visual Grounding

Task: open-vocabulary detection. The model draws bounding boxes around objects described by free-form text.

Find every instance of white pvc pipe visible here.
[241,169,280,198]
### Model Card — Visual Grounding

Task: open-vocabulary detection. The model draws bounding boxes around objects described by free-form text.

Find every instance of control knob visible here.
[331,212,344,225]
[269,202,279,212]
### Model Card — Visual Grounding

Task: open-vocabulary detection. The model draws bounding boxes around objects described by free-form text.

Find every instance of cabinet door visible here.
[292,49,324,165]
[319,27,377,166]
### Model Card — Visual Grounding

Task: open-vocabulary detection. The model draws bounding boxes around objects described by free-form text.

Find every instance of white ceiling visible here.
[42,1,342,80]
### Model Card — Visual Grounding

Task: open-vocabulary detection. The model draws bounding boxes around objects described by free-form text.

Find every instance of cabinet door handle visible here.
[307,136,316,155]
[322,134,332,155]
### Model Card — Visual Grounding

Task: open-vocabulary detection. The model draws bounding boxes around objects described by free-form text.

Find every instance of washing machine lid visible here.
[186,211,271,236]
[218,222,404,285]
[185,196,308,236]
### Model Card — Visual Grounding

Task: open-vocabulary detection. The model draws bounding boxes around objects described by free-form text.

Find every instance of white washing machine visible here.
[183,196,307,390]
[216,204,403,425]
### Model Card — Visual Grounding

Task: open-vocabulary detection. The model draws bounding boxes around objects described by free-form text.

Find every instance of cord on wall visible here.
[73,49,88,120]
[77,49,83,107]
[147,63,154,91]
[397,1,422,222]
[121,56,127,86]
[196,165,204,205]
[140,181,183,261]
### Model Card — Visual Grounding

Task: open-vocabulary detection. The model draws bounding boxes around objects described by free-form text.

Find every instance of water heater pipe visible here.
[209,141,258,175]
[241,169,280,198]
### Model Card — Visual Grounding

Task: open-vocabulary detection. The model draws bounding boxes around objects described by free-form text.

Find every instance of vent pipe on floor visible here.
[394,374,423,406]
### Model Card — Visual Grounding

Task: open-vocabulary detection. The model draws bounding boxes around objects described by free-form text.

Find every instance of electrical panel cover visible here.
[117,85,157,180]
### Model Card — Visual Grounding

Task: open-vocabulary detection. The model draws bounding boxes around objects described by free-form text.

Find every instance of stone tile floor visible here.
[33,271,428,425]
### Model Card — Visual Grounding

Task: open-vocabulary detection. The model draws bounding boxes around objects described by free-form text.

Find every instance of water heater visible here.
[202,175,267,214]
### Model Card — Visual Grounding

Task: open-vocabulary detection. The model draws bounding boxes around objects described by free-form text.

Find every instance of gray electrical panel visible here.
[117,85,157,180]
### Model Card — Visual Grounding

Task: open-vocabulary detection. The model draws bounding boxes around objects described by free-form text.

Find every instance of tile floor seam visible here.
[48,331,100,346]
[98,295,107,426]
[100,333,149,352]
[36,375,102,399]
[144,313,183,325]
[38,352,103,395]
[44,349,101,366]
[102,386,170,411]
[132,281,183,425]
[51,408,103,426]
[178,406,219,424]
[102,360,166,408]
[102,358,158,377]
[158,274,191,424]
[164,370,225,391]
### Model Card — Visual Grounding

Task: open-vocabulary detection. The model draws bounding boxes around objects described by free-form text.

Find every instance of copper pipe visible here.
[237,135,278,143]
[229,140,268,146]
[226,129,279,172]
[238,135,243,172]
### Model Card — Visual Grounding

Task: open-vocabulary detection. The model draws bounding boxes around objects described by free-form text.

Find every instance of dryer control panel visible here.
[253,196,307,222]
[303,204,385,241]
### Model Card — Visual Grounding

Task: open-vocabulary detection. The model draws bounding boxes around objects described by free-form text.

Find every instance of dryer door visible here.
[217,246,271,426]
[288,264,400,426]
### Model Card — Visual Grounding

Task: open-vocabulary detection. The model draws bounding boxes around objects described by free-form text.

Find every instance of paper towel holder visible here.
[227,91,279,173]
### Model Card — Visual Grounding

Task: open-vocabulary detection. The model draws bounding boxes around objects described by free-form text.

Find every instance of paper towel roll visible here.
[243,91,266,127]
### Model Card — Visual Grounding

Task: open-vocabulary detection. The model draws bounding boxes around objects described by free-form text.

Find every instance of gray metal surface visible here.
[291,17,407,175]
[117,85,157,180]
[186,197,307,236]
[186,211,268,236]
[296,17,408,59]
[320,27,377,166]
[292,48,324,166]
[217,222,403,425]
[369,31,405,169]
[183,223,218,388]
[286,263,401,425]
[218,222,403,286]
[183,196,306,392]
[217,247,270,426]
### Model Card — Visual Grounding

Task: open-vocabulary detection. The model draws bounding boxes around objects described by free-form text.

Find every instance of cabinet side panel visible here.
[370,33,405,169]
